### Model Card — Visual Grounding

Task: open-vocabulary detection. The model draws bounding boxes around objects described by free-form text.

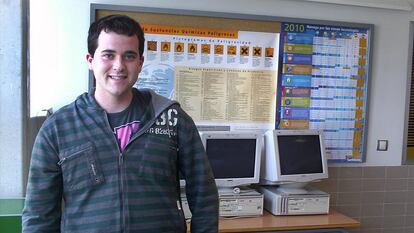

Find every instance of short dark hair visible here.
[87,14,145,57]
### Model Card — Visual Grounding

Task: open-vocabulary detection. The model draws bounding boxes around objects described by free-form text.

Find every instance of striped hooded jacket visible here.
[22,88,219,233]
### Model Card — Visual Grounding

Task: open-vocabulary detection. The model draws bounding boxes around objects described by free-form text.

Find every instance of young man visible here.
[22,15,219,233]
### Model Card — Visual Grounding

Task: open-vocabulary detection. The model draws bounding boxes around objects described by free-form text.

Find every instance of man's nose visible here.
[112,56,125,71]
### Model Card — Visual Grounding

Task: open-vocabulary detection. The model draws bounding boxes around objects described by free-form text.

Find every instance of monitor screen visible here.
[207,138,256,179]
[261,129,328,189]
[200,131,263,188]
[278,135,323,175]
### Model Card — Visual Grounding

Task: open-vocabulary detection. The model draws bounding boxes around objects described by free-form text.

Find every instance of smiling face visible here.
[86,31,144,109]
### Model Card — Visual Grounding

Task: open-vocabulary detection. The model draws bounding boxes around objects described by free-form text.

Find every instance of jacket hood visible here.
[75,88,178,118]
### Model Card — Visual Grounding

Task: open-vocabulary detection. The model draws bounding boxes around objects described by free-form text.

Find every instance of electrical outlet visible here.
[377,140,388,151]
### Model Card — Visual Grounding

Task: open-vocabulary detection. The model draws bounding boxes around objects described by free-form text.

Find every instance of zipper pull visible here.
[119,153,124,165]
[90,163,100,182]
[90,163,97,176]
[57,157,66,166]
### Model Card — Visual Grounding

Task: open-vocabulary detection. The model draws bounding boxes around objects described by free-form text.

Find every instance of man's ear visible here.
[139,55,145,68]
[86,53,94,70]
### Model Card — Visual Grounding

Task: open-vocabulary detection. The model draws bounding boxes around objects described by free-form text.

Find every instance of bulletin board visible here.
[90,4,373,163]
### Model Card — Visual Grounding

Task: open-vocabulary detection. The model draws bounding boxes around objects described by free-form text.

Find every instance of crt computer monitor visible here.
[199,131,263,191]
[261,129,328,194]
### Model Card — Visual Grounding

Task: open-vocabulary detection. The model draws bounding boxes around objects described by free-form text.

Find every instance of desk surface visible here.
[217,209,360,232]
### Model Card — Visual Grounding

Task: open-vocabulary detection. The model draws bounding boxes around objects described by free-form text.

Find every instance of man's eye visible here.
[124,54,137,60]
[102,54,114,59]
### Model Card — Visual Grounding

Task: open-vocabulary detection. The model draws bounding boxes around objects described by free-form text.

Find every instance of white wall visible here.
[1,0,24,197]
[30,0,414,166]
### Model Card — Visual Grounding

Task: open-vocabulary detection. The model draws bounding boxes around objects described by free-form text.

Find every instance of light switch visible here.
[377,140,388,151]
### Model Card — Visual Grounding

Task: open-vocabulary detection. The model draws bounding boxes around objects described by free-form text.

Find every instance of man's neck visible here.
[95,91,133,113]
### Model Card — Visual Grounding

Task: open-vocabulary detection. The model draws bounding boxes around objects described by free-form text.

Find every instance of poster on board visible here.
[276,22,370,162]
[137,24,279,131]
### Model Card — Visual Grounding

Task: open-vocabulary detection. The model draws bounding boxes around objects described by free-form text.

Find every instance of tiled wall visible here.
[312,166,414,233]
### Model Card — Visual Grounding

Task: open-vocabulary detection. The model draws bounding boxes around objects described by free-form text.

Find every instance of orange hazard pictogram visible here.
[175,42,184,52]
[253,47,262,57]
[227,45,237,55]
[147,41,157,51]
[265,48,274,57]
[161,42,171,52]
[188,43,197,53]
[214,45,224,55]
[202,44,211,54]
[240,46,249,56]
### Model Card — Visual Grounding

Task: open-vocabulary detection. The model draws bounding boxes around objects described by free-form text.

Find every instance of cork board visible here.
[90,4,374,163]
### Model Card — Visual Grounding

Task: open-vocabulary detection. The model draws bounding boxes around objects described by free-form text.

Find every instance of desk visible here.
[217,210,360,232]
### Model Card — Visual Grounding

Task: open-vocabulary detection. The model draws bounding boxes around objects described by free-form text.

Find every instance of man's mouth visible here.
[108,75,126,80]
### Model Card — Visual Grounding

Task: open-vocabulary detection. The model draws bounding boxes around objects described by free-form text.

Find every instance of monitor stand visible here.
[276,182,309,195]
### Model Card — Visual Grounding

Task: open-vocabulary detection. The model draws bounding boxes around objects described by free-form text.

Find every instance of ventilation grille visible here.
[408,48,414,147]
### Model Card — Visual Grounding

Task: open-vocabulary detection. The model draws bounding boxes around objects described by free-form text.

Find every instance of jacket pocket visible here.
[137,134,178,181]
[58,142,104,191]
